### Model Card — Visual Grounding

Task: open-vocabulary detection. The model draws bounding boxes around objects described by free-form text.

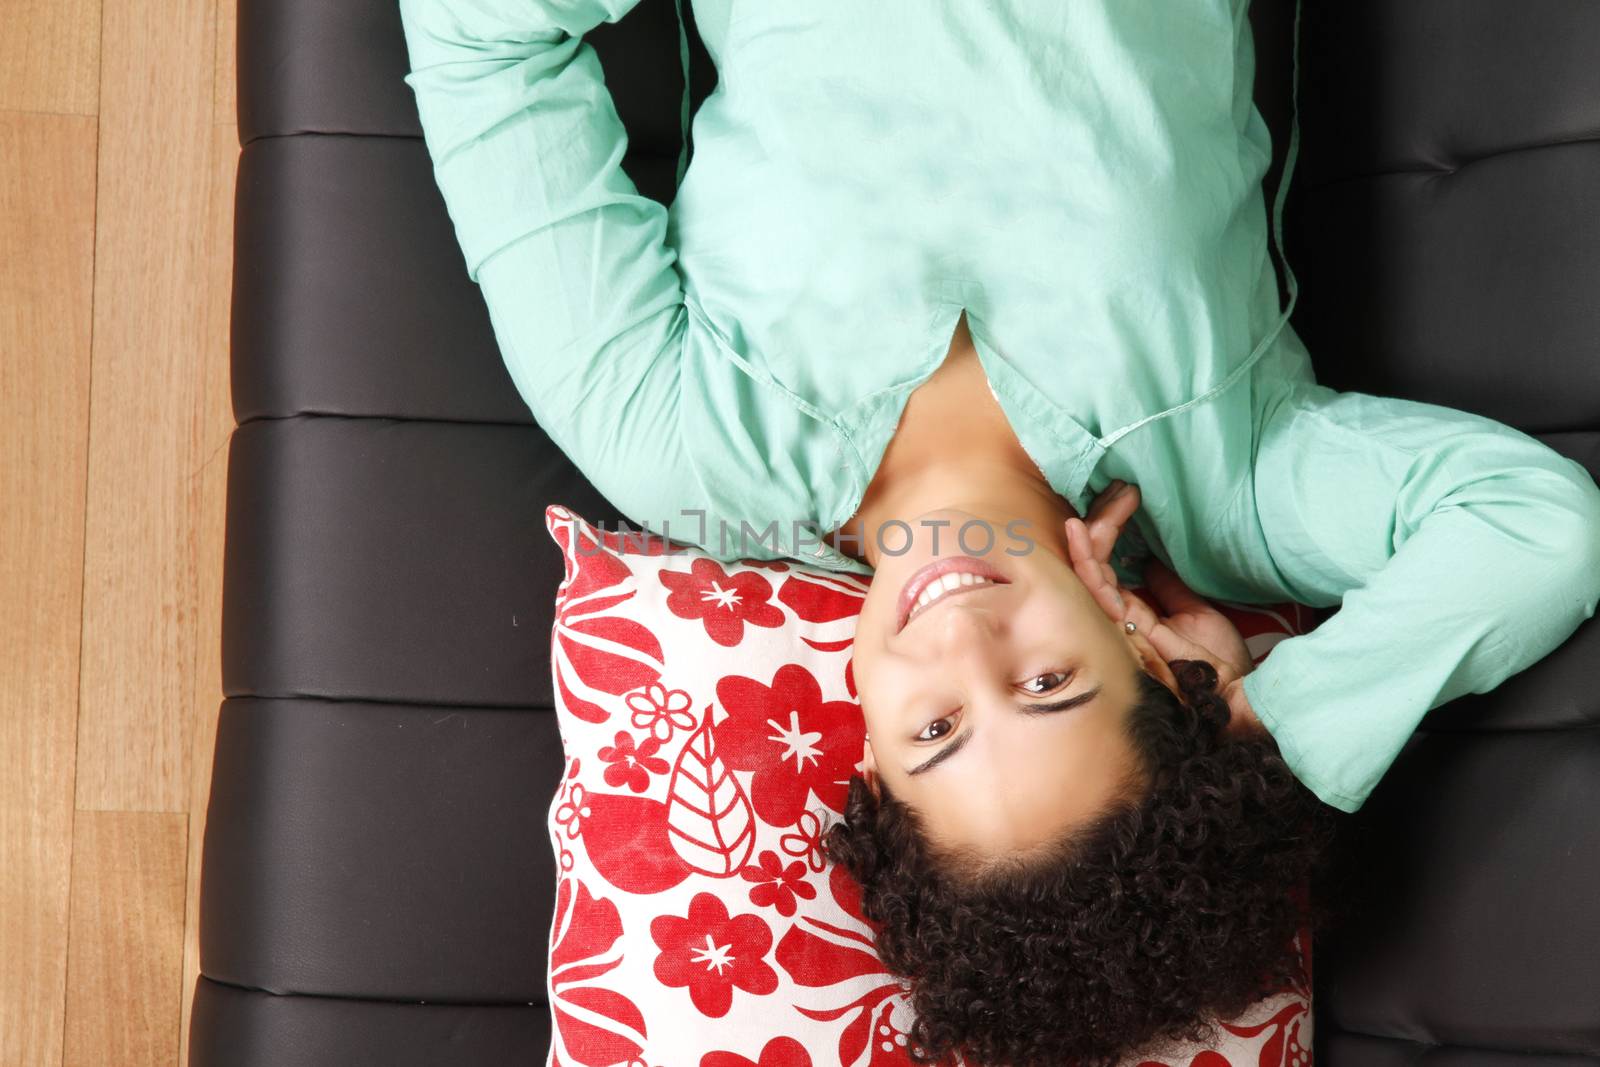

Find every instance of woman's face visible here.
[851,508,1177,858]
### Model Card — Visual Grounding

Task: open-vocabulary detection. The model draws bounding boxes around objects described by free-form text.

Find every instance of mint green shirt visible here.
[399,0,1600,813]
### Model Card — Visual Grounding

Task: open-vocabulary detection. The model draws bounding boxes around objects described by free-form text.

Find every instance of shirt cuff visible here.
[1243,668,1366,814]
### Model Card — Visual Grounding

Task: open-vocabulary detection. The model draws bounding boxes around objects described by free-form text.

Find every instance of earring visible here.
[1124,620,1137,634]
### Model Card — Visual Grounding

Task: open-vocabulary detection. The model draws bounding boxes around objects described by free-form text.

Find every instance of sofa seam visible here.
[1301,129,1600,192]
[195,973,549,1009]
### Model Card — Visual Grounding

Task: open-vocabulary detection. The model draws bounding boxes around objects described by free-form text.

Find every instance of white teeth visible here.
[910,573,996,620]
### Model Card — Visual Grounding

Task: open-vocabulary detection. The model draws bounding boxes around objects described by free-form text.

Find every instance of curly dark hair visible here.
[823,659,1342,1067]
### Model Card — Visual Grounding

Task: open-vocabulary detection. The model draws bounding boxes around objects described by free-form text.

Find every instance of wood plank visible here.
[213,0,236,126]
[177,118,238,1067]
[76,0,217,812]
[0,109,97,1067]
[61,811,187,1067]
[0,0,101,116]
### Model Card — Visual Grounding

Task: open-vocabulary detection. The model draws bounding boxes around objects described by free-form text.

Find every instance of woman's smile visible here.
[895,553,1011,633]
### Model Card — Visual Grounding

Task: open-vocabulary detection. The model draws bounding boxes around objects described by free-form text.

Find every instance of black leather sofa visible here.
[191,2,1600,1063]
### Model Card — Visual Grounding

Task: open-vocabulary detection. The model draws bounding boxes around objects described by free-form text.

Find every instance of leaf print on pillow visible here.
[557,616,664,696]
[776,570,869,624]
[548,510,667,725]
[547,877,647,1067]
[580,791,692,896]
[667,709,757,877]
[547,505,636,618]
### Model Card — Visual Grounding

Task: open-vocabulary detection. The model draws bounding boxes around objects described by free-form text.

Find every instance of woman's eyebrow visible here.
[906,685,1102,776]
[1018,684,1102,716]
[907,730,972,777]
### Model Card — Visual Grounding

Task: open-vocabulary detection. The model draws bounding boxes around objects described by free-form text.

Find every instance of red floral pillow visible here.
[543,505,1326,1067]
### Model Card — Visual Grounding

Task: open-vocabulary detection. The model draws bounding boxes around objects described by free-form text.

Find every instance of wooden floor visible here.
[2,0,237,1063]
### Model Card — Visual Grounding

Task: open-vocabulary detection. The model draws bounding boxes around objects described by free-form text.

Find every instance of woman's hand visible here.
[1065,484,1261,735]
[1134,558,1253,688]
[1141,558,1266,737]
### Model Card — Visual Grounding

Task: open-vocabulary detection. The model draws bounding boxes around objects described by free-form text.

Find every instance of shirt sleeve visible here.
[1235,378,1600,813]
[398,0,695,526]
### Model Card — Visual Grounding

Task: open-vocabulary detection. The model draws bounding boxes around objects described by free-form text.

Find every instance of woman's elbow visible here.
[1540,458,1600,617]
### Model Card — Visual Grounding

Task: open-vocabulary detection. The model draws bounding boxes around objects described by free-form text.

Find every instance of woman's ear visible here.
[860,735,880,798]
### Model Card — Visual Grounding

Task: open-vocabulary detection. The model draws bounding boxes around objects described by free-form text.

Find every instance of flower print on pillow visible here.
[702,1036,814,1067]
[661,557,786,646]
[741,849,818,917]
[714,665,862,825]
[628,682,697,743]
[652,892,780,1018]
[598,730,671,793]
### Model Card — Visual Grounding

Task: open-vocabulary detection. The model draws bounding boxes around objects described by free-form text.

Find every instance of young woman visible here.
[400,1,1600,1062]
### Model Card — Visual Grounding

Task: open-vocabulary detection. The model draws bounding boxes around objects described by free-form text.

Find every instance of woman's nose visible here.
[926,601,1002,660]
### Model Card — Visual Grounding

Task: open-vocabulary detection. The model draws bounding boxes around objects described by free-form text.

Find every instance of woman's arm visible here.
[399,0,692,518]
[1232,379,1600,812]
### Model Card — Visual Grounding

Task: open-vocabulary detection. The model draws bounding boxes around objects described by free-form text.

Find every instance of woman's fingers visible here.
[1113,576,1227,670]
[1084,482,1140,558]
[1147,619,1247,691]
[1109,591,1225,678]
[1141,556,1209,617]
[1064,516,1126,621]
[1063,514,1100,573]
[1142,618,1214,669]
[1082,478,1122,518]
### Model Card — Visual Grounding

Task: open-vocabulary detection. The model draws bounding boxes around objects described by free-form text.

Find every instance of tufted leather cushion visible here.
[194,1,1600,1062]
[1288,3,1600,431]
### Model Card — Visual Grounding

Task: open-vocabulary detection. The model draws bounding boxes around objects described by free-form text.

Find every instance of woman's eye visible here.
[1020,671,1071,695]
[915,717,954,742]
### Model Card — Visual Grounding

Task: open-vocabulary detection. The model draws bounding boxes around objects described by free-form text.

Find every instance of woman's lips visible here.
[895,555,1010,634]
